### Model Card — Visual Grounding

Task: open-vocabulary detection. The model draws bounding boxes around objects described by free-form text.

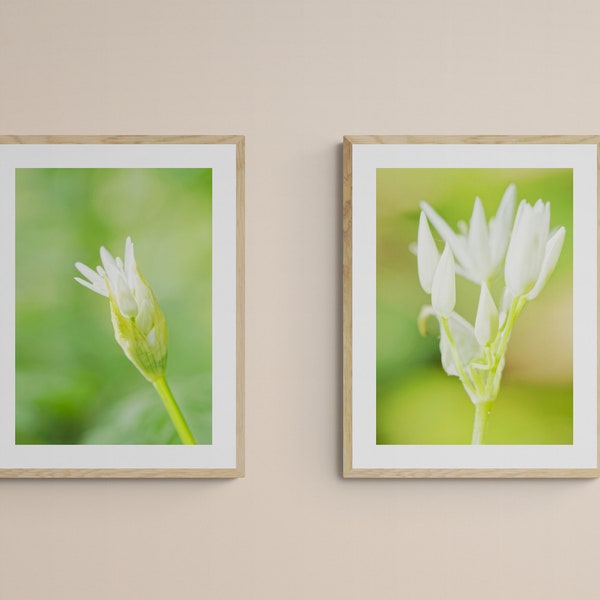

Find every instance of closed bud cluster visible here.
[75,237,168,382]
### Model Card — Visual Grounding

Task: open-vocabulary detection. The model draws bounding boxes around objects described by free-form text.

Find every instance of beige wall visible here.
[1,1,599,598]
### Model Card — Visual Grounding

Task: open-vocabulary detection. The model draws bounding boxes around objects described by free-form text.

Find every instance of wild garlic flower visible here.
[414,185,566,444]
[75,237,168,382]
[420,184,516,284]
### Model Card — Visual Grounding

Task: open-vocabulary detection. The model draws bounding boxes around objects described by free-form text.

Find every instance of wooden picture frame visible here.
[343,135,599,478]
[0,135,244,477]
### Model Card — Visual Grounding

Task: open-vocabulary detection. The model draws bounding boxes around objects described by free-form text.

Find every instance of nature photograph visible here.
[376,168,573,445]
[16,167,213,445]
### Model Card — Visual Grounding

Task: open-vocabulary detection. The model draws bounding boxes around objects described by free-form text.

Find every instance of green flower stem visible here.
[472,401,494,445]
[152,376,196,445]
[493,296,526,360]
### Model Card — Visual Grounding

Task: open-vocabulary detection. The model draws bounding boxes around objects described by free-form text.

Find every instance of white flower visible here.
[474,283,498,346]
[75,237,168,381]
[420,184,516,284]
[431,244,456,318]
[504,199,566,299]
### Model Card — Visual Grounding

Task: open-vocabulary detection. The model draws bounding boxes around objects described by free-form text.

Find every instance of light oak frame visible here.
[0,135,245,478]
[343,135,600,478]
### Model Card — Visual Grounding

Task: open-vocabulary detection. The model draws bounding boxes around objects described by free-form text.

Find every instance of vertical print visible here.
[344,137,597,477]
[16,168,213,445]
[376,168,573,445]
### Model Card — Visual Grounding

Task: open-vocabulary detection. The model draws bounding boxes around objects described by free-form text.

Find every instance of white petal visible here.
[75,262,108,296]
[505,201,536,296]
[133,271,153,306]
[474,283,499,345]
[439,326,457,376]
[75,262,103,286]
[511,199,528,234]
[116,256,125,274]
[431,245,456,318]
[439,311,482,377]
[468,197,491,280]
[489,184,516,267]
[124,237,136,288]
[136,299,153,334]
[419,202,472,271]
[417,212,440,294]
[106,263,138,318]
[74,276,109,297]
[498,287,513,328]
[529,201,551,275]
[505,199,555,297]
[525,227,566,300]
[99,247,117,280]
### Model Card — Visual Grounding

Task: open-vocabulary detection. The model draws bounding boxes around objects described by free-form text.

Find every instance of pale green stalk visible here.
[472,401,494,444]
[152,377,196,445]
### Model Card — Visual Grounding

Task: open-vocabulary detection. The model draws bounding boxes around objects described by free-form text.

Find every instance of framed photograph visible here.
[343,135,599,478]
[0,135,244,477]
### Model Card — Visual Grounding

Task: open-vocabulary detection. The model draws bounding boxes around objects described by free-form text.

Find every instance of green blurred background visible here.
[16,168,212,445]
[376,168,573,445]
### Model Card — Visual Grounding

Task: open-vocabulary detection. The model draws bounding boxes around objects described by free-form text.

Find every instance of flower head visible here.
[504,199,566,299]
[414,184,567,441]
[75,237,168,381]
[420,184,516,284]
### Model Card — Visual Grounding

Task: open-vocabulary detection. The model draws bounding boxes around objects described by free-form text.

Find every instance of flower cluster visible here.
[415,184,565,418]
[75,237,168,382]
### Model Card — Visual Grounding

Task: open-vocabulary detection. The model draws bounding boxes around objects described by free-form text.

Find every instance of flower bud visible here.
[431,244,456,318]
[75,237,168,382]
[474,283,498,345]
[467,198,491,282]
